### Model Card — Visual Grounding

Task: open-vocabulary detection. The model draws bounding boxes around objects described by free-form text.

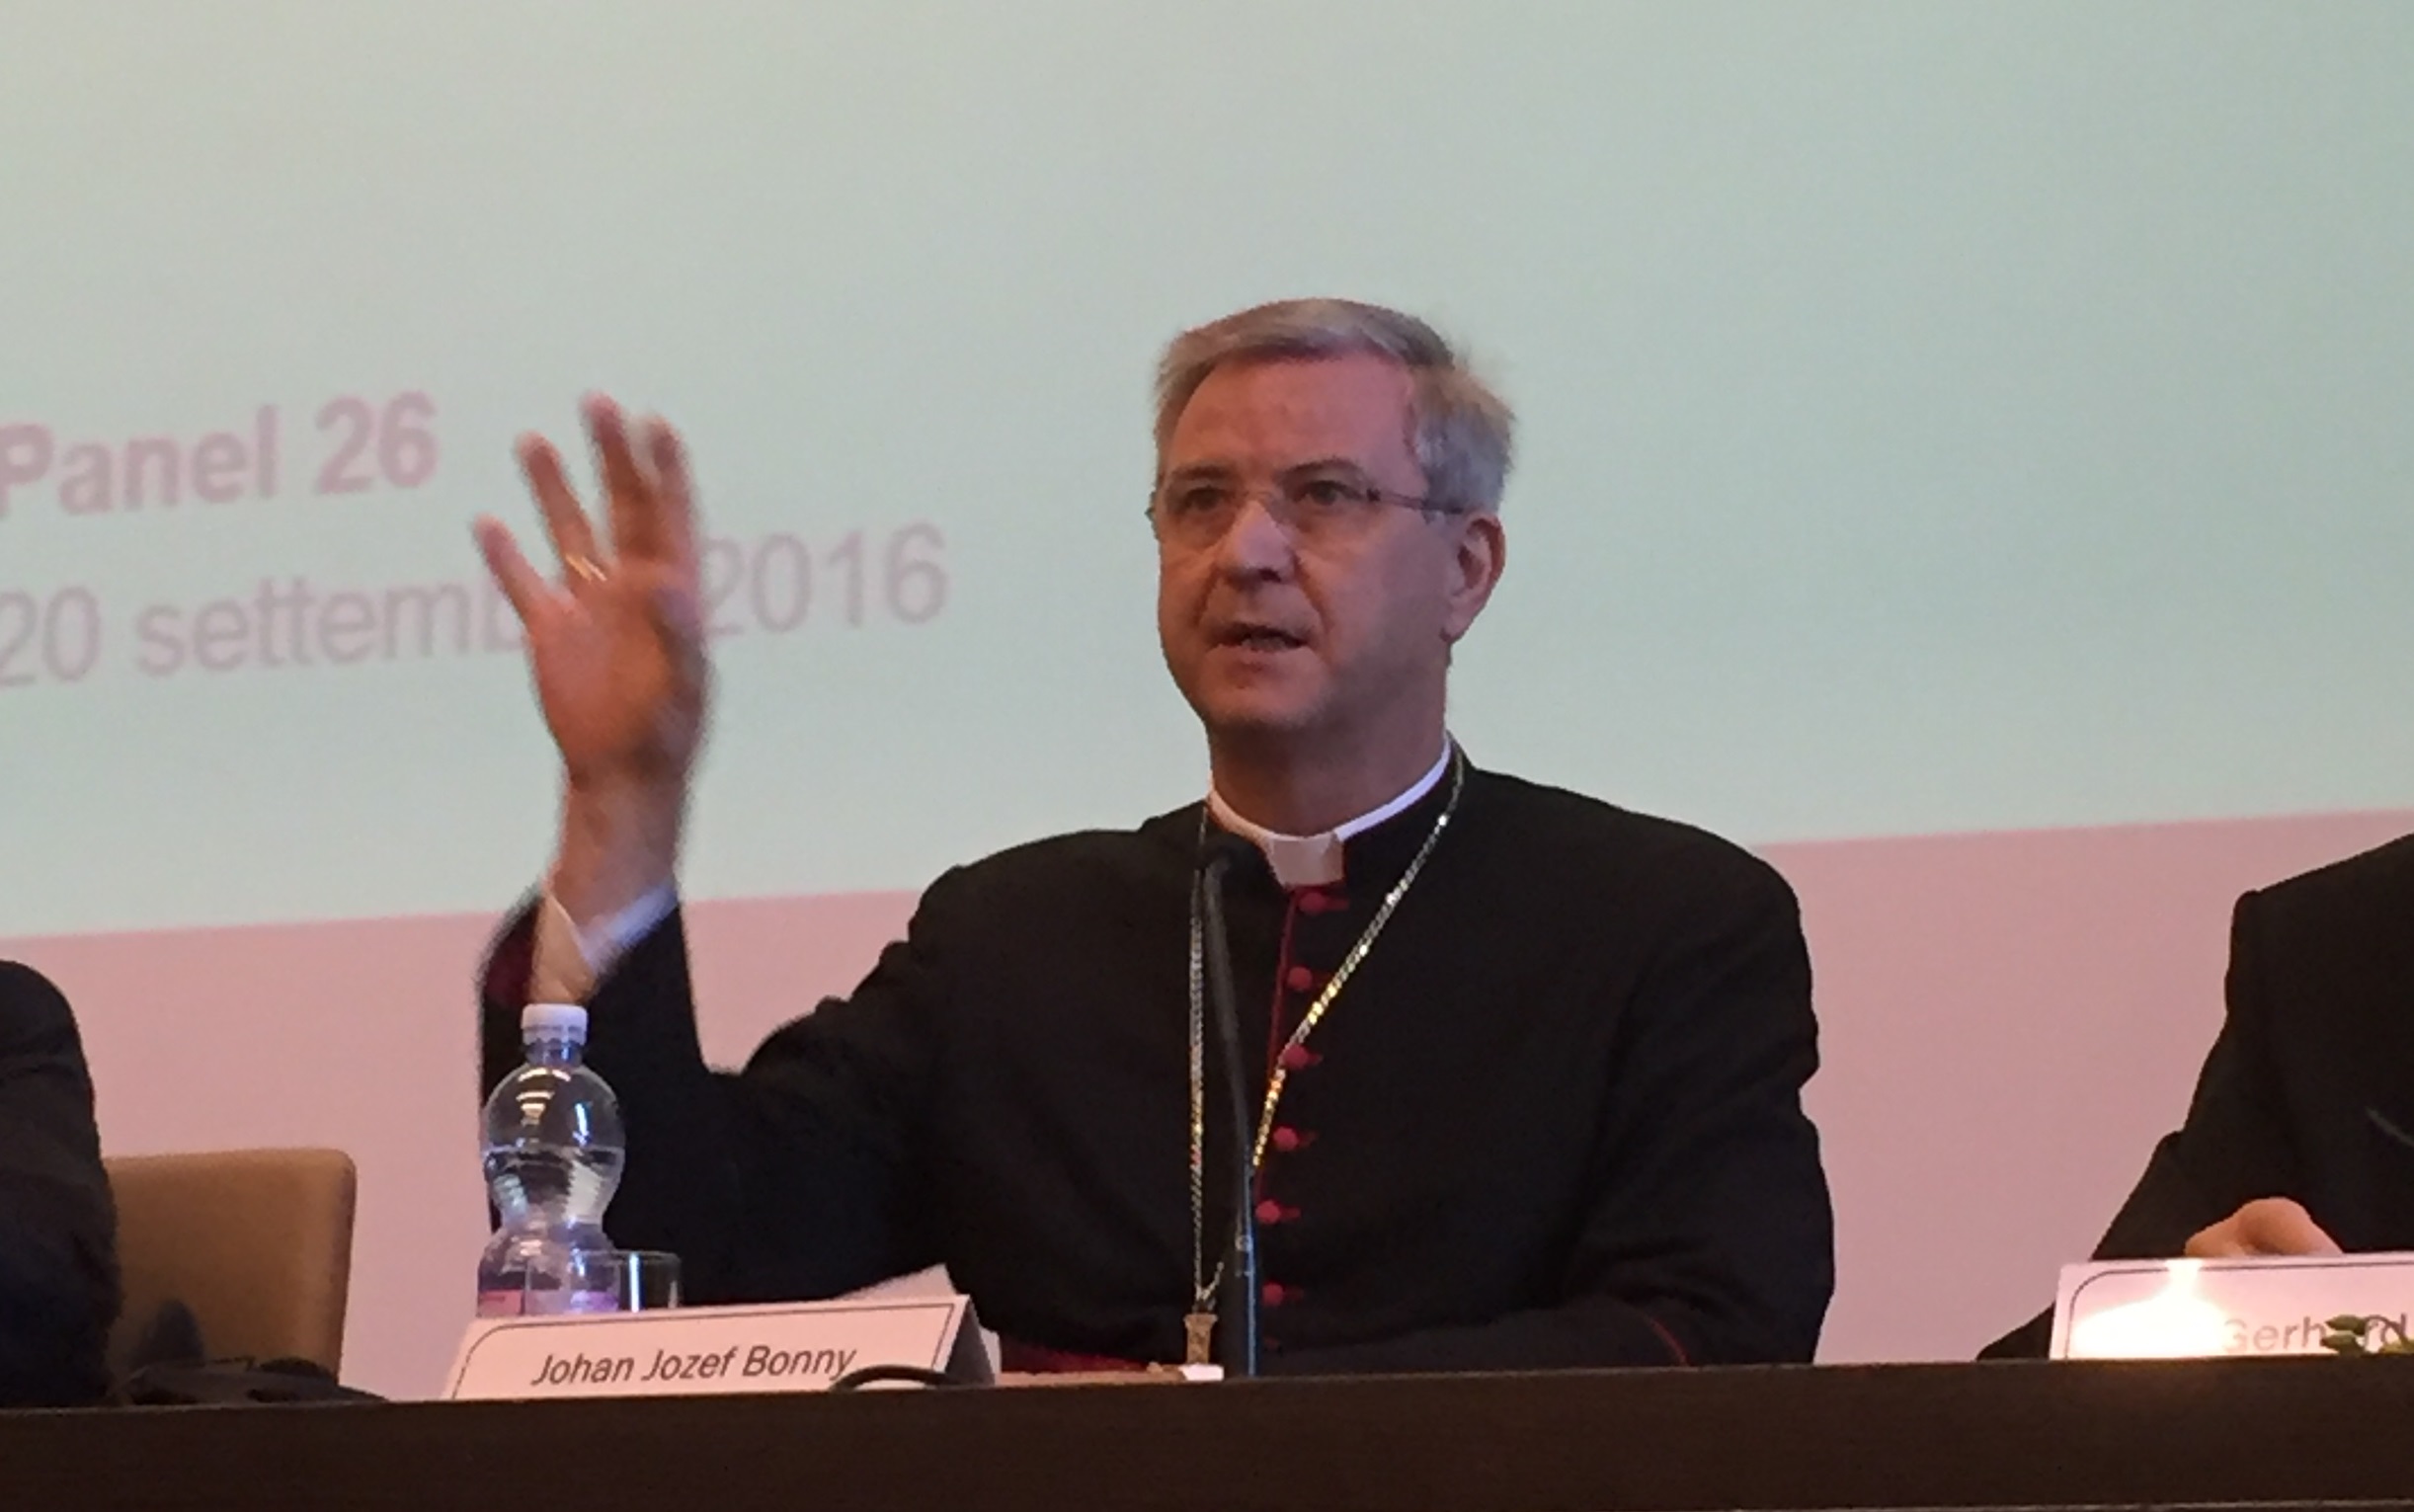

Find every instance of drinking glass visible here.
[563,1248,683,1312]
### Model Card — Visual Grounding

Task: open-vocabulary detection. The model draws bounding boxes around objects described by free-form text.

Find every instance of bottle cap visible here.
[522,1002,590,1045]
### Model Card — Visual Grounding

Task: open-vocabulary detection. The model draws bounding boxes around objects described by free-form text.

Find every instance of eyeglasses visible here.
[1149,466,1465,550]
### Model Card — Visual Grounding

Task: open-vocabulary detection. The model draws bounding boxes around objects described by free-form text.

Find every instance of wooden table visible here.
[7,1355,2413,1511]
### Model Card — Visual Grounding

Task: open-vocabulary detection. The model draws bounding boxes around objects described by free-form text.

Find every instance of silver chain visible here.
[1187,752,1466,1316]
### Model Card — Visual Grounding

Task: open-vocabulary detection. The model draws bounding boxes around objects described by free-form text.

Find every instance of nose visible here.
[1211,492,1295,580]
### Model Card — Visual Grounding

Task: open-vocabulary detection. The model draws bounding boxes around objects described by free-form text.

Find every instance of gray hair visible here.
[1153,298,1515,512]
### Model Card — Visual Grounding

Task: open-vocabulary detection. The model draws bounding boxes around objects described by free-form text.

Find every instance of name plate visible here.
[2052,1253,2414,1359]
[445,1295,975,1400]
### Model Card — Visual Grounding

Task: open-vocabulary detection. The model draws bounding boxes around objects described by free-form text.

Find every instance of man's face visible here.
[1155,354,1503,752]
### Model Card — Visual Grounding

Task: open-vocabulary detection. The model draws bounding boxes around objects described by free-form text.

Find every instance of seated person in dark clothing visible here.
[473,299,1834,1374]
[1985,835,2414,1358]
[0,961,120,1405]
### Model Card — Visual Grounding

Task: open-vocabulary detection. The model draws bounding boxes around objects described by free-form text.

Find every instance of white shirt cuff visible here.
[529,883,679,1002]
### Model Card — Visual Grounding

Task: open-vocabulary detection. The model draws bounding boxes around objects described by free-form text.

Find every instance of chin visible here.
[1171,651,1330,738]
[1195,693,1324,741]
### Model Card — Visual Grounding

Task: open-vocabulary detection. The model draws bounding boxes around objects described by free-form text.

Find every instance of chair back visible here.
[105,1148,357,1375]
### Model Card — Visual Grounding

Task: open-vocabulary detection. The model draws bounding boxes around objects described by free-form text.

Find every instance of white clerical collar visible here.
[1206,739,1455,890]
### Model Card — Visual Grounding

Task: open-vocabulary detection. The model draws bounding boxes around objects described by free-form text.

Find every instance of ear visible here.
[1439,512,1505,644]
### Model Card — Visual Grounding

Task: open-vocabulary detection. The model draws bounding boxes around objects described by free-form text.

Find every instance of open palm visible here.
[475,398,708,795]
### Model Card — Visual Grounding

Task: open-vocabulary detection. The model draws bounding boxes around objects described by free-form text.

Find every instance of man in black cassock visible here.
[1985,834,2414,1358]
[474,299,1833,1373]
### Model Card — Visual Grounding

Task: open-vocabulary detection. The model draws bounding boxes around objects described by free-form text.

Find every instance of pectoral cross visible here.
[1184,1310,1216,1366]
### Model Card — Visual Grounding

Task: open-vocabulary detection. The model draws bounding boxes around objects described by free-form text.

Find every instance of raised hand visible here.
[475,397,707,920]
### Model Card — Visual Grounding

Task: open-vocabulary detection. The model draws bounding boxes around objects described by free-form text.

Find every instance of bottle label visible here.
[477,1287,621,1317]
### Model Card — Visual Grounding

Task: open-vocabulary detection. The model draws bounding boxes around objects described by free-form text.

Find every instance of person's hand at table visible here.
[2183,1197,2342,1258]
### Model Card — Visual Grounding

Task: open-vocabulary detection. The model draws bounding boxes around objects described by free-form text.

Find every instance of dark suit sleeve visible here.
[0,963,120,1407]
[1980,890,2301,1358]
[481,889,948,1305]
[1275,859,1832,1373]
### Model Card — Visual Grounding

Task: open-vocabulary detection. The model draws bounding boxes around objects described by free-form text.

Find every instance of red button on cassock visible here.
[1270,1126,1303,1153]
[1262,1282,1288,1308]
[1284,965,1316,993]
[1255,1199,1285,1226]
[1295,891,1329,915]
[1278,1044,1320,1071]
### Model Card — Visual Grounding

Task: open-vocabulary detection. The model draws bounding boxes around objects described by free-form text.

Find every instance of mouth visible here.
[1212,624,1309,653]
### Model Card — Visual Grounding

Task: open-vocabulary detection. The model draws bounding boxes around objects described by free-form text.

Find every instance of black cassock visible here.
[0,961,118,1407]
[481,763,1834,1373]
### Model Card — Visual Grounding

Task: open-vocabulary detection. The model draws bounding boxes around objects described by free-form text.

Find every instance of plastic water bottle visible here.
[477,1002,627,1316]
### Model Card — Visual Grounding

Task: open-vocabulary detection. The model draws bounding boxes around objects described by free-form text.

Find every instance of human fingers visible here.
[2233,1197,2341,1256]
[639,416,697,568]
[473,516,553,625]
[586,395,663,564]
[519,432,604,581]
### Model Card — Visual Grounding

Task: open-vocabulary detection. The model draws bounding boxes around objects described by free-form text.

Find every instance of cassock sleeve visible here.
[1272,857,1832,1374]
[1979,889,2300,1358]
[479,883,951,1304]
[0,963,120,1407]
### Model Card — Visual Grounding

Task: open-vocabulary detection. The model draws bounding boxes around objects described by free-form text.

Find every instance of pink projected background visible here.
[13,804,2406,1393]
